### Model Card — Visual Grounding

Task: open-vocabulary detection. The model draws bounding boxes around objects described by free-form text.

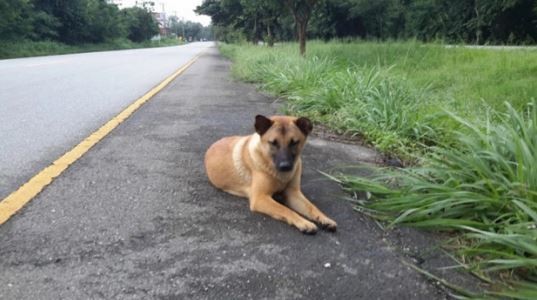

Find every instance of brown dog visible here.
[204,115,337,234]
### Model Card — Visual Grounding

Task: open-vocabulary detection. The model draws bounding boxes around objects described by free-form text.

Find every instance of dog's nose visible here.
[277,161,293,172]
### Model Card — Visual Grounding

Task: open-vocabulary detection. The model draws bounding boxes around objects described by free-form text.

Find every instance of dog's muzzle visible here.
[274,149,295,172]
[277,161,293,172]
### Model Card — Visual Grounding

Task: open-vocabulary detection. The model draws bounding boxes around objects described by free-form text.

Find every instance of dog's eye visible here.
[289,139,299,147]
[269,140,279,148]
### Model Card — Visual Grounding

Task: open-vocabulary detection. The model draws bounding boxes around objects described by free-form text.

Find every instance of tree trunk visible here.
[267,23,274,47]
[298,21,307,56]
[285,0,317,56]
[253,16,258,45]
[474,0,481,45]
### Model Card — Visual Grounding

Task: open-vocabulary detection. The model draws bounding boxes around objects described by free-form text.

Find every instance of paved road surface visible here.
[0,42,213,199]
[0,47,479,299]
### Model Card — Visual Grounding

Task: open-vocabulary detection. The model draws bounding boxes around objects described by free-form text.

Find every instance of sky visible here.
[153,0,211,26]
[117,0,211,26]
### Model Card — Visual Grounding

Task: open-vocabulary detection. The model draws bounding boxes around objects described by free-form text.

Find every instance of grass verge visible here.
[220,41,537,155]
[0,38,184,60]
[331,102,537,298]
[220,40,537,298]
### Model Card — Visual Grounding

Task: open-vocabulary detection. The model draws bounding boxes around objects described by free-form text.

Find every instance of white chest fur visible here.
[232,136,252,183]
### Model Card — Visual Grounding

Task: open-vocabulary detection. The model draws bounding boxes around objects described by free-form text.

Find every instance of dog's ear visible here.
[255,115,273,136]
[295,117,313,136]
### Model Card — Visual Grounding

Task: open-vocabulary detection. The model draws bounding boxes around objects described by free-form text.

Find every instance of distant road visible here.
[0,42,213,198]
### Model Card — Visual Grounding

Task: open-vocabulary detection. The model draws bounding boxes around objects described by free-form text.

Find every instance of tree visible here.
[182,21,203,41]
[197,0,288,45]
[309,0,366,39]
[169,16,210,41]
[84,0,124,43]
[467,0,535,44]
[42,0,89,44]
[196,0,247,42]
[32,0,124,44]
[258,0,285,46]
[0,0,34,40]
[29,10,60,40]
[196,0,537,46]
[284,0,318,55]
[238,0,284,46]
[122,7,159,42]
[198,25,214,41]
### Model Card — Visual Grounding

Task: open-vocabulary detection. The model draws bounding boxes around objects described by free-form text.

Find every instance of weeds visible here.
[220,41,536,154]
[220,40,537,297]
[335,102,537,297]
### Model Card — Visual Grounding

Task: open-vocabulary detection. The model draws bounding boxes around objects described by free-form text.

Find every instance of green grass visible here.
[220,40,537,298]
[333,102,537,298]
[0,38,184,59]
[305,41,537,112]
[220,41,537,154]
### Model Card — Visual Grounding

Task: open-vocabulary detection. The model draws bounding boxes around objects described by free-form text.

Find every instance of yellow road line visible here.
[0,53,202,225]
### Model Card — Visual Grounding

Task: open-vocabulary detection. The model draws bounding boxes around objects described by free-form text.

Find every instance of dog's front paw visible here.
[318,217,337,232]
[296,219,318,235]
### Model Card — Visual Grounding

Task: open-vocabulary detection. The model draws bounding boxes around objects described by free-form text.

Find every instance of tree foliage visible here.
[197,0,537,46]
[0,0,181,45]
[29,0,127,44]
[168,17,211,41]
[196,0,318,54]
[0,0,34,40]
[284,0,318,55]
[201,0,286,45]
[122,6,158,43]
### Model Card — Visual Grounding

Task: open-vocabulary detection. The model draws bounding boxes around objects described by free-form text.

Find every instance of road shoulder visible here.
[0,47,480,299]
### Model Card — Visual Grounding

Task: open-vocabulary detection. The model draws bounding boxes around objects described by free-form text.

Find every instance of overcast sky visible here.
[155,0,211,26]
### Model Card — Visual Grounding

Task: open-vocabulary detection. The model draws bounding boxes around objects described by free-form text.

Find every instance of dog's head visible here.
[254,115,312,172]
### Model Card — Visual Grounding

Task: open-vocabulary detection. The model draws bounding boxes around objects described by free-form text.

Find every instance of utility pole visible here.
[160,2,166,37]
[181,17,186,43]
[173,11,178,38]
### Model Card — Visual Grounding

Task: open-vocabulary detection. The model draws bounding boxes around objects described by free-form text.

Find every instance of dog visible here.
[204,115,337,234]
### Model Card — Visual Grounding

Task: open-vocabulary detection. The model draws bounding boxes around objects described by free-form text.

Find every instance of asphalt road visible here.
[0,42,213,199]
[0,47,480,299]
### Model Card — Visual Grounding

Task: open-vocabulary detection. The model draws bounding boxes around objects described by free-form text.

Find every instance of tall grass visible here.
[220,41,537,297]
[303,41,537,113]
[253,55,440,151]
[220,41,537,155]
[334,102,537,297]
